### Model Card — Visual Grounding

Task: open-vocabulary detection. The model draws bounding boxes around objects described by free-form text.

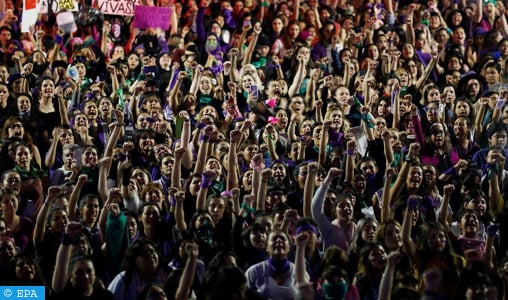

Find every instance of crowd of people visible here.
[1,0,508,299]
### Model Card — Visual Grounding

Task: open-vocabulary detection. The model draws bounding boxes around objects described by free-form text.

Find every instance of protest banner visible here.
[98,0,139,16]
[133,5,171,30]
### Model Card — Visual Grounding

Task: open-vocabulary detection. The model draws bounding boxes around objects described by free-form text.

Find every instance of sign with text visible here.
[39,0,79,13]
[22,0,39,32]
[98,0,139,16]
[133,5,171,30]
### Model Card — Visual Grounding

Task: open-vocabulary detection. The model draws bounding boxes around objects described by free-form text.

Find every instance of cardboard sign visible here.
[98,0,139,16]
[39,0,79,13]
[133,5,171,29]
[21,0,39,32]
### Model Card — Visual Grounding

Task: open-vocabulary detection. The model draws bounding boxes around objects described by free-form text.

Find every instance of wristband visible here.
[346,149,356,156]
[261,1,269,7]
[197,122,206,129]
[55,35,63,44]
[200,177,213,189]
[405,155,414,162]
[62,233,78,245]
[199,134,210,143]
[250,160,265,172]
[443,167,457,176]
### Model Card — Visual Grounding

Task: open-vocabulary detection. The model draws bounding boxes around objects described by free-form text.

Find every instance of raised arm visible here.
[304,162,320,218]
[175,242,199,300]
[242,23,262,66]
[227,130,242,190]
[45,127,63,168]
[344,139,357,183]
[381,167,396,222]
[173,190,187,232]
[34,186,61,245]
[488,152,505,216]
[390,143,419,203]
[68,174,88,221]
[288,56,307,98]
[256,169,272,212]
[295,232,311,288]
[318,120,331,166]
[196,171,216,211]
[378,251,401,300]
[402,196,418,262]
[52,222,82,294]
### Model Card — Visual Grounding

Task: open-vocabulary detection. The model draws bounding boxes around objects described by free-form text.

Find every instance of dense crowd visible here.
[1,0,508,299]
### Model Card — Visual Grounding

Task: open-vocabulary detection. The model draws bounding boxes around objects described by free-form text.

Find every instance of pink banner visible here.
[133,5,171,30]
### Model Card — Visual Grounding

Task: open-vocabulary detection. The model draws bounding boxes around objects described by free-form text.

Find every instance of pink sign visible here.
[133,5,171,30]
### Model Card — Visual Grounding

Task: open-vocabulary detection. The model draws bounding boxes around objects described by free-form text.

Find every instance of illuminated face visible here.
[128,54,140,70]
[0,85,9,104]
[199,76,212,94]
[14,145,32,170]
[485,67,500,84]
[384,223,402,250]
[82,147,98,168]
[208,197,226,222]
[272,18,284,34]
[41,79,55,99]
[455,101,470,117]
[7,121,24,139]
[406,166,423,189]
[426,228,447,252]
[368,245,387,270]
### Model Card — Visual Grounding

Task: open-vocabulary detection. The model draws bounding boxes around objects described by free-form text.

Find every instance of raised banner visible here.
[133,5,171,29]
[22,0,39,32]
[98,0,139,16]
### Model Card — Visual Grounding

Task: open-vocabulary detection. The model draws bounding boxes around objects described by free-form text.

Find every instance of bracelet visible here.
[346,149,356,156]
[200,179,213,189]
[199,134,210,143]
[443,167,457,176]
[250,161,265,172]
[61,233,78,245]
[261,1,269,7]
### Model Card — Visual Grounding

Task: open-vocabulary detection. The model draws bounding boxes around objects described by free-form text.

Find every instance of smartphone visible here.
[73,148,82,168]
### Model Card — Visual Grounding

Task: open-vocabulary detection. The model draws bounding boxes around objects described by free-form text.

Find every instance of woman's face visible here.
[406,166,423,189]
[455,100,470,117]
[15,257,35,282]
[426,228,447,253]
[452,28,466,44]
[459,212,480,236]
[146,285,167,300]
[452,12,463,26]
[275,110,288,129]
[135,243,159,274]
[335,198,353,224]
[74,114,89,130]
[0,194,18,216]
[7,121,24,139]
[298,47,310,63]
[368,245,387,270]
[442,86,456,103]
[290,97,304,114]
[81,198,100,224]
[75,63,87,78]
[398,71,410,86]
[139,134,155,153]
[113,46,124,58]
[328,109,343,130]
[208,197,226,222]
[243,144,259,161]
[485,67,500,84]
[384,223,402,250]
[250,227,267,249]
[84,102,98,120]
[205,158,222,175]
[267,231,290,258]
[82,147,98,168]
[426,88,440,103]
[50,209,69,233]
[377,100,390,117]
[140,204,161,227]
[361,220,377,243]
[59,129,74,145]
[465,197,486,217]
[426,103,439,123]
[272,18,284,34]
[17,96,31,113]
[194,212,214,229]
[199,76,213,94]
[288,24,300,39]
[41,79,55,99]
[242,170,253,190]
[272,162,287,182]
[127,54,140,70]
[127,215,138,239]
[14,145,32,169]
[0,85,9,104]
[300,120,313,135]
[368,45,379,60]
[402,44,414,58]
[454,117,469,138]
